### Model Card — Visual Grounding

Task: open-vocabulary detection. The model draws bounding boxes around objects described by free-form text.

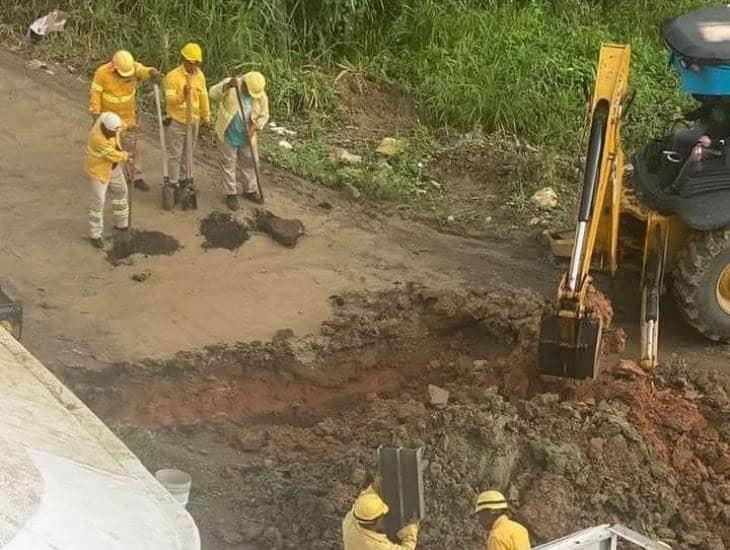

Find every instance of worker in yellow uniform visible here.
[84,112,129,249]
[474,490,531,550]
[343,482,419,549]
[163,42,211,198]
[209,71,270,210]
[89,50,159,191]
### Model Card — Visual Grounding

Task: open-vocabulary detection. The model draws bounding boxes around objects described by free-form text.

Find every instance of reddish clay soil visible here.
[63,285,730,550]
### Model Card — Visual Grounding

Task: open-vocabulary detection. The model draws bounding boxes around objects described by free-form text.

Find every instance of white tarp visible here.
[0,329,200,550]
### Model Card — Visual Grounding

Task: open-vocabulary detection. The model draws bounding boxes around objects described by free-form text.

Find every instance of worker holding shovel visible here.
[163,43,211,206]
[89,50,160,191]
[84,113,129,249]
[208,71,269,211]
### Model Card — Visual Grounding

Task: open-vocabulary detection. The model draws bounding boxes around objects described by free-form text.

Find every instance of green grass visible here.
[0,0,720,203]
[261,127,437,201]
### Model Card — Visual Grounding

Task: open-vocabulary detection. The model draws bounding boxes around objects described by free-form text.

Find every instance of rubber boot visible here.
[133,178,150,192]
[226,194,240,211]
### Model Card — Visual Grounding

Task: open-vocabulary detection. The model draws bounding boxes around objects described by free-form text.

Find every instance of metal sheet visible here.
[377,446,425,539]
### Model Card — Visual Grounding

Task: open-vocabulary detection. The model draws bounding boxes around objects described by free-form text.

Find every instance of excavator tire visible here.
[672,228,730,341]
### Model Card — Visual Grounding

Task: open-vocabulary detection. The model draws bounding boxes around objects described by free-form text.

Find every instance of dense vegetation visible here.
[0,1,716,148]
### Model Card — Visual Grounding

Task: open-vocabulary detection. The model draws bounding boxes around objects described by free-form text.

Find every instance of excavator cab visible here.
[539,6,730,379]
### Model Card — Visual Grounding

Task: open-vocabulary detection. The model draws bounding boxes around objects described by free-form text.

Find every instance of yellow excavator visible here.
[539,6,730,378]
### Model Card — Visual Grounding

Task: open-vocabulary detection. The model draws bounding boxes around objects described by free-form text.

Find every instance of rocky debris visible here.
[329,147,362,165]
[376,137,407,157]
[255,209,305,247]
[131,270,151,283]
[278,139,293,150]
[612,359,647,379]
[342,182,362,200]
[427,384,449,407]
[79,284,730,550]
[269,122,297,137]
[531,187,558,209]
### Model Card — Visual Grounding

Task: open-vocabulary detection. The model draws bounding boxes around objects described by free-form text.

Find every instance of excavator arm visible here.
[538,44,632,378]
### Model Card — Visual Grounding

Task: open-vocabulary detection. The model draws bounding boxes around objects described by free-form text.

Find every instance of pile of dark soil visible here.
[199,211,250,251]
[255,209,305,248]
[65,284,730,550]
[106,229,180,264]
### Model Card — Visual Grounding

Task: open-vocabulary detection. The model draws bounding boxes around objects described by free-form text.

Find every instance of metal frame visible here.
[535,524,671,550]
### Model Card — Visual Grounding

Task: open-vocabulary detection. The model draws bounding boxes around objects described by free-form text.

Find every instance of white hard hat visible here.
[99,112,122,132]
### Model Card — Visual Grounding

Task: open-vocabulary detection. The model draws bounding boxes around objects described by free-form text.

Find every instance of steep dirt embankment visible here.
[63,284,730,550]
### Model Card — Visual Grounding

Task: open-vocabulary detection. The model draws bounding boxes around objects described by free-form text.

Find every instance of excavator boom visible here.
[538,44,631,379]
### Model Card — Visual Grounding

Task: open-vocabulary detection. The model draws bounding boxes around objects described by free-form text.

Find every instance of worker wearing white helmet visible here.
[473,490,531,550]
[84,112,130,249]
[342,478,419,549]
[209,70,270,210]
[89,50,159,191]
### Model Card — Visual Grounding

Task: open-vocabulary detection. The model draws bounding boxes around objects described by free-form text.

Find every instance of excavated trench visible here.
[61,284,730,550]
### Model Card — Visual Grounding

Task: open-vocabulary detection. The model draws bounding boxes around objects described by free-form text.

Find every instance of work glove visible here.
[396,521,419,542]
[149,68,161,83]
[224,77,239,92]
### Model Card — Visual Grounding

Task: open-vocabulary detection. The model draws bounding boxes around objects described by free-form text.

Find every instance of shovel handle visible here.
[153,83,169,180]
[185,73,194,181]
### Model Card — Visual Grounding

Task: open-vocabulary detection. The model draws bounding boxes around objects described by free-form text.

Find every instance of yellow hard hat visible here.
[474,490,508,513]
[112,50,135,77]
[243,71,266,99]
[181,42,203,63]
[353,492,389,523]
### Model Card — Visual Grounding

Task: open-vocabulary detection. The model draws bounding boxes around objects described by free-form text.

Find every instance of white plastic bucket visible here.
[155,468,192,507]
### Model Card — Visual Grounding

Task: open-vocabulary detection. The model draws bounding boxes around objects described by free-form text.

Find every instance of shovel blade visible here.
[538,313,601,379]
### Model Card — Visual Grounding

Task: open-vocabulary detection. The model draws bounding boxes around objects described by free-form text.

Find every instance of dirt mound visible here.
[199,211,250,250]
[63,284,730,550]
[106,229,180,264]
[255,209,305,247]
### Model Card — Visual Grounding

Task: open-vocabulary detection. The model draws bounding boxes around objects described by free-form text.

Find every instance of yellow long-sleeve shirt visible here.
[89,61,153,124]
[486,515,531,550]
[164,65,210,124]
[208,77,270,143]
[84,119,128,183]
[342,486,418,550]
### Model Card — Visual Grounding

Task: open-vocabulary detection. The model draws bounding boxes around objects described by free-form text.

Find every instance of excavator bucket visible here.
[538,313,601,379]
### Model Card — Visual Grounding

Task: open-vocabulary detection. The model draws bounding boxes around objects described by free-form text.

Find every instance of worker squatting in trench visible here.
[84,43,269,248]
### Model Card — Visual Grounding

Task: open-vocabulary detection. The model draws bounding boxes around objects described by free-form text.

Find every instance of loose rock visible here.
[531,187,558,209]
[427,384,450,407]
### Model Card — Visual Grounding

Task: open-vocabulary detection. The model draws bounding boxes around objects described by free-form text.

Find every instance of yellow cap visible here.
[353,492,389,523]
[112,50,135,77]
[474,490,508,513]
[243,71,266,99]
[181,42,203,63]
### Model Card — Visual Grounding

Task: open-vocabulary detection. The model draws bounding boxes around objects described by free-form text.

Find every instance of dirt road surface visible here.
[0,50,549,371]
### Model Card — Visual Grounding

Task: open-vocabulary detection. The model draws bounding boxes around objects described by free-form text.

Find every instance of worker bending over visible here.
[209,71,269,210]
[89,50,159,191]
[163,43,211,195]
[84,113,129,249]
[474,490,531,550]
[343,481,419,549]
